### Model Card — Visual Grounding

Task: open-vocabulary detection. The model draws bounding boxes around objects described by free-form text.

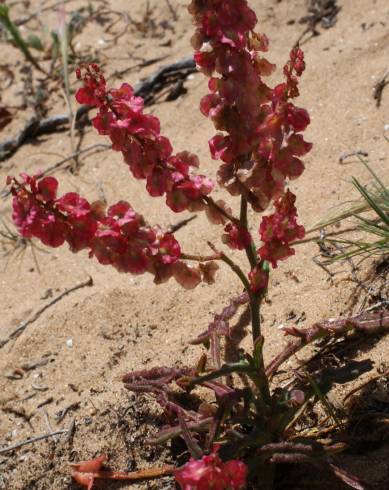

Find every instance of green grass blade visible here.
[0,5,45,73]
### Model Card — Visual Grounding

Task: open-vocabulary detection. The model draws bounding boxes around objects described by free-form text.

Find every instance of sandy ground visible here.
[0,0,388,488]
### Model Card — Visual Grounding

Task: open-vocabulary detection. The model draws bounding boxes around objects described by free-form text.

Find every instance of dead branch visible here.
[266,308,389,377]
[373,69,389,108]
[0,105,91,162]
[0,56,196,162]
[297,0,341,45]
[168,215,197,234]
[0,428,68,455]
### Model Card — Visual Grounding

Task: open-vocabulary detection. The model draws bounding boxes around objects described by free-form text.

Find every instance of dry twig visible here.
[0,429,68,455]
[0,56,196,162]
[266,308,389,377]
[373,69,389,108]
[339,150,369,164]
[297,0,340,44]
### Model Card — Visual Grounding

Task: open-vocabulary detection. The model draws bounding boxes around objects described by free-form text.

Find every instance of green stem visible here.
[0,5,47,75]
[219,251,251,292]
[181,252,220,262]
[181,247,250,292]
[250,294,261,343]
[239,196,260,341]
[239,196,270,403]
[239,196,257,269]
[206,242,251,291]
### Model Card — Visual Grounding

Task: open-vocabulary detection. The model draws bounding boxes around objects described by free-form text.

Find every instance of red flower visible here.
[75,64,214,214]
[258,190,305,268]
[174,445,247,490]
[8,174,197,287]
[249,265,269,293]
[189,0,311,213]
[222,223,252,250]
[56,192,91,219]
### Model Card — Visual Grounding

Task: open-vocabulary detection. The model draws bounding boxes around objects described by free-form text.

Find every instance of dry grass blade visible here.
[304,157,389,263]
[0,216,43,271]
[0,429,69,455]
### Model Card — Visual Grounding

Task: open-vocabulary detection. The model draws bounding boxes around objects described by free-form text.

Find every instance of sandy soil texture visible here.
[0,1,388,489]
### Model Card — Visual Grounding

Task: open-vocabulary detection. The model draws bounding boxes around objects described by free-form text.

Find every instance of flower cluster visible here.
[249,264,269,293]
[258,190,305,268]
[175,446,247,490]
[189,0,309,267]
[222,222,252,250]
[189,0,312,213]
[76,64,213,213]
[8,173,214,288]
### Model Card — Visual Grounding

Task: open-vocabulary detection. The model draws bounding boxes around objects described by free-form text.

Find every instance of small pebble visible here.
[66,338,73,348]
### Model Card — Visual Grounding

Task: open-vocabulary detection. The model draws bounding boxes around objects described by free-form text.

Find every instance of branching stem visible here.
[181,252,220,262]
[203,195,240,224]
[239,195,270,402]
[206,241,251,291]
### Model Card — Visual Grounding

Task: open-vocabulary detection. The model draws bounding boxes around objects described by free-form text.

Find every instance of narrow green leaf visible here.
[27,33,44,51]
[188,361,254,388]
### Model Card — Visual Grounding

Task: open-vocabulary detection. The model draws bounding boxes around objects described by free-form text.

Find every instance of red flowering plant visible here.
[7,1,371,489]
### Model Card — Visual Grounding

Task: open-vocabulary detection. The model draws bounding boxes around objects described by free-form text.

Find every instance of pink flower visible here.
[222,223,252,250]
[56,193,91,219]
[248,265,269,293]
[174,446,247,490]
[190,0,257,50]
[157,233,181,265]
[8,174,197,287]
[189,1,311,213]
[258,190,305,268]
[75,64,214,215]
[75,64,107,107]
[10,175,67,248]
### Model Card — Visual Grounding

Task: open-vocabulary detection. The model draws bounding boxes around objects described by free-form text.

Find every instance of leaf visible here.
[26,33,44,51]
[188,360,254,388]
[71,455,174,489]
[304,371,343,429]
[0,5,9,17]
[146,417,213,445]
[253,335,264,369]
[353,178,389,227]
[0,5,44,72]
[307,158,389,263]
[330,464,366,490]
[177,411,203,459]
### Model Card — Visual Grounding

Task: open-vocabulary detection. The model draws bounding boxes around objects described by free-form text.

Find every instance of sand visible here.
[0,1,388,488]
